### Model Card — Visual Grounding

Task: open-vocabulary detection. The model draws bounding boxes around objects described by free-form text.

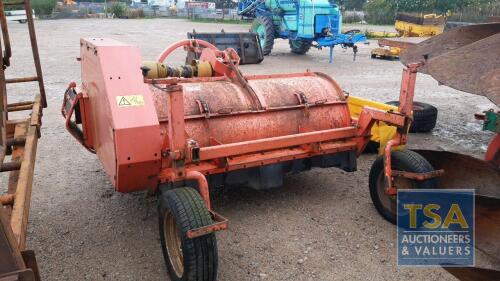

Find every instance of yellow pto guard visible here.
[347,96,403,154]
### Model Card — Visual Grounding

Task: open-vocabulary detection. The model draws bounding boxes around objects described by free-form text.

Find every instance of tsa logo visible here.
[397,189,474,266]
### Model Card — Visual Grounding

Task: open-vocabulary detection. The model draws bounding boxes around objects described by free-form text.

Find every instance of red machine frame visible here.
[62,39,440,237]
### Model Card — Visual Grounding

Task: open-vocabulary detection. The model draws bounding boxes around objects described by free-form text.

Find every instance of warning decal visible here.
[116,95,145,107]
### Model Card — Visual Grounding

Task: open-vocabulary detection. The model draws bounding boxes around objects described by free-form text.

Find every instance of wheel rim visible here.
[164,211,184,278]
[376,170,414,216]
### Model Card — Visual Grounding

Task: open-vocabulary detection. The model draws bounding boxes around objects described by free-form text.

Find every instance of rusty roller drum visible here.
[151,72,351,147]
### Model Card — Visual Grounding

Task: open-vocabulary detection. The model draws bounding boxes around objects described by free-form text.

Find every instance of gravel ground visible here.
[2,18,497,280]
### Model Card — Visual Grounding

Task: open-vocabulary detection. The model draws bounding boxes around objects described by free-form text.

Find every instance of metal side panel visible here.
[80,38,162,191]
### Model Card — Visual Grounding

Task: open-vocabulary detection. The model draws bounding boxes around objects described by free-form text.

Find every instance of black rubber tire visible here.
[386,101,438,133]
[158,187,218,281]
[251,16,275,55]
[369,149,437,224]
[289,39,312,54]
[363,140,380,154]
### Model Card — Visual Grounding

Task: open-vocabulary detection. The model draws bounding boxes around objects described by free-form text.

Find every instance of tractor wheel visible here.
[289,39,312,54]
[369,149,437,224]
[251,16,275,55]
[386,101,438,133]
[158,187,218,281]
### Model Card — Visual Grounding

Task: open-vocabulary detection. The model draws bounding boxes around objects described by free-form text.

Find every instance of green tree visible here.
[215,0,236,9]
[340,0,367,10]
[32,0,57,16]
[108,2,128,17]
[364,0,498,24]
[363,0,396,24]
[384,0,489,14]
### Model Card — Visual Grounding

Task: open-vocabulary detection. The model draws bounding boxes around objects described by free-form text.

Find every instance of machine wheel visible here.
[369,149,437,224]
[289,39,312,54]
[158,187,218,281]
[251,16,274,55]
[343,29,361,34]
[18,19,27,24]
[386,101,438,133]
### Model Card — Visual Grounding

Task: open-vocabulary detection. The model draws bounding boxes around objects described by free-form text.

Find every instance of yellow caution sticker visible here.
[116,95,144,107]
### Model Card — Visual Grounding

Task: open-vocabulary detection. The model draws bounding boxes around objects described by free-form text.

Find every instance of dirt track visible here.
[3,19,497,280]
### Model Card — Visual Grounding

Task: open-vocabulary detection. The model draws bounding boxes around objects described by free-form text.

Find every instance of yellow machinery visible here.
[347,96,402,153]
[371,13,446,60]
[370,46,401,60]
[366,31,401,59]
[395,13,446,37]
[365,31,398,39]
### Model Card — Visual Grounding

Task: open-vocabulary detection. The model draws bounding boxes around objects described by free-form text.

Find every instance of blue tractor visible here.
[238,0,366,62]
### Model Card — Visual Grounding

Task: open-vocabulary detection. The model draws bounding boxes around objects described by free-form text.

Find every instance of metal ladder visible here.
[0,0,46,107]
[0,0,45,280]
